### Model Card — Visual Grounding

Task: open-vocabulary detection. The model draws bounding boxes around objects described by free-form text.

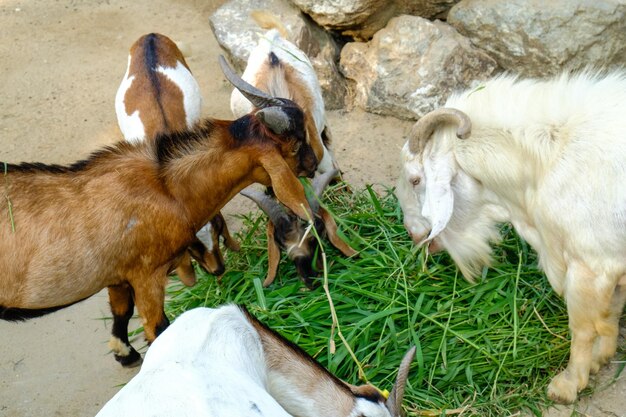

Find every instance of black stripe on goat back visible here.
[269,51,280,67]
[155,119,218,165]
[0,297,91,321]
[142,33,169,131]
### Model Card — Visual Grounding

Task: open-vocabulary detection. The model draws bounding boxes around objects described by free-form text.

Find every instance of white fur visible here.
[396,70,626,403]
[156,62,203,130]
[230,29,336,173]
[115,55,146,143]
[96,306,291,417]
[96,305,398,417]
[114,57,203,144]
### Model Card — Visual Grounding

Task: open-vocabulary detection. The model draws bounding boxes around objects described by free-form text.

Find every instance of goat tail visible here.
[250,10,289,39]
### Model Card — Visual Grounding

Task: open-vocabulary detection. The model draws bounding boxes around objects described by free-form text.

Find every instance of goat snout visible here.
[406,227,443,253]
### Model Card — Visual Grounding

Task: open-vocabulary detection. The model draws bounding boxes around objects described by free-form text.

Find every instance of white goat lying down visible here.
[96,305,415,417]
[396,70,626,404]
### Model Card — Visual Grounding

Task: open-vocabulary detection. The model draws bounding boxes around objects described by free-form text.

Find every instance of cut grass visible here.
[166,184,572,416]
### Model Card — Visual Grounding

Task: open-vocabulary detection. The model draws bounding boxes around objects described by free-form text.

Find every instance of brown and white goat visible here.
[230,11,339,175]
[230,17,356,285]
[115,32,239,286]
[96,304,416,417]
[242,169,357,288]
[0,56,319,367]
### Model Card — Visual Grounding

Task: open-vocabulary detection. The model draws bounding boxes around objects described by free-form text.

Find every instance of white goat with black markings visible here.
[96,304,415,417]
[396,70,626,404]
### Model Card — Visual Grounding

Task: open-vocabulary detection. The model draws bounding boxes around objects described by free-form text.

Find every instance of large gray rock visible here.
[289,0,460,40]
[340,15,498,120]
[209,0,347,109]
[448,0,626,77]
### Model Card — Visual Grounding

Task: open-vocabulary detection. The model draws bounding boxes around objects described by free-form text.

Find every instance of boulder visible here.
[448,0,626,77]
[210,0,347,108]
[290,0,461,40]
[340,15,498,120]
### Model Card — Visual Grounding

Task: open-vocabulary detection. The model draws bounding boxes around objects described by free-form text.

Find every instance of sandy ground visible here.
[0,0,623,416]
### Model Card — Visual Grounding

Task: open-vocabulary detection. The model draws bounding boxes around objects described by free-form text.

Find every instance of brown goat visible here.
[0,57,318,367]
[115,33,239,287]
[242,169,357,288]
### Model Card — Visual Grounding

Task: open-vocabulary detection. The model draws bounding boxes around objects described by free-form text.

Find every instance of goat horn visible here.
[385,346,416,417]
[307,169,339,213]
[255,107,291,135]
[218,55,283,109]
[240,187,288,225]
[408,108,471,155]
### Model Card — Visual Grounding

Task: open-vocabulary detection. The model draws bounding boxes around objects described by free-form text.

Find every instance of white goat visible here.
[96,305,415,417]
[396,70,626,404]
[230,11,338,174]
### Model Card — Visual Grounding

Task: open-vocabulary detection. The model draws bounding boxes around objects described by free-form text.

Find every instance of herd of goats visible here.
[1,11,625,416]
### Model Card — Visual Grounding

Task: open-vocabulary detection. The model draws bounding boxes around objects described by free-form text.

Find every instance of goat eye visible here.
[411,177,421,186]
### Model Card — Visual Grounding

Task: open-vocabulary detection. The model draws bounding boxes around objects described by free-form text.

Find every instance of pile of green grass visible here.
[166,184,572,416]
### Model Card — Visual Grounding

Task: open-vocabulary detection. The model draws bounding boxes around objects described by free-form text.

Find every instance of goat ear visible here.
[263,222,280,287]
[420,150,456,244]
[305,116,325,165]
[258,153,313,221]
[319,207,358,257]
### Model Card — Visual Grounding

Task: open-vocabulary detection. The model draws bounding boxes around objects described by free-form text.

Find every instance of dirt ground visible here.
[0,0,624,416]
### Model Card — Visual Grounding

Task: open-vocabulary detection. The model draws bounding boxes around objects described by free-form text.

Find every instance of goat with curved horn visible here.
[240,169,356,288]
[385,346,416,417]
[408,108,472,155]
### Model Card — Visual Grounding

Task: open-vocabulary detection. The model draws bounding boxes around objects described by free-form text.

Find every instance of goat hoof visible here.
[115,350,142,368]
[547,372,578,404]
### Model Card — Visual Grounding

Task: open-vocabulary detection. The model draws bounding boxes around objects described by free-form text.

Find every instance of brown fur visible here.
[118,33,239,286]
[244,307,356,416]
[123,33,191,139]
[0,112,316,358]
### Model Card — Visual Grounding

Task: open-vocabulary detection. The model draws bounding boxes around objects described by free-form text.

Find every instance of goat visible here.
[96,304,415,417]
[230,13,356,284]
[230,11,339,175]
[0,56,318,368]
[395,70,626,404]
[115,32,239,287]
[241,168,356,288]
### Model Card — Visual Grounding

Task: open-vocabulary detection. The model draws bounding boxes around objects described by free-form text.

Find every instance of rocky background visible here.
[212,0,625,118]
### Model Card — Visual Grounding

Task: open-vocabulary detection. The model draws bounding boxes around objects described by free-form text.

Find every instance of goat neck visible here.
[245,311,361,417]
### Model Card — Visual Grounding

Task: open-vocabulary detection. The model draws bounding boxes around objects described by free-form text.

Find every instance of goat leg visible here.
[107,283,142,367]
[174,251,197,287]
